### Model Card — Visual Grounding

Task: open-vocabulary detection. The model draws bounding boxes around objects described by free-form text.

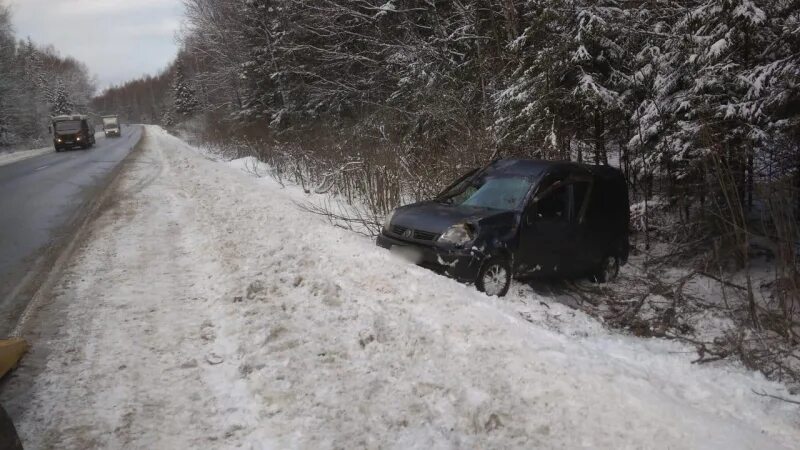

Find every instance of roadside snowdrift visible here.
[3,126,798,449]
[0,146,51,167]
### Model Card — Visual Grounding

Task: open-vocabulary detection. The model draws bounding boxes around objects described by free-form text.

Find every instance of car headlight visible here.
[76,137,81,141]
[57,138,62,143]
[383,210,396,232]
[438,224,474,247]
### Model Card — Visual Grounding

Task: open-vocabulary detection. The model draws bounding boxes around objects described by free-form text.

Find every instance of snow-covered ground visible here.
[0,146,52,167]
[2,126,799,449]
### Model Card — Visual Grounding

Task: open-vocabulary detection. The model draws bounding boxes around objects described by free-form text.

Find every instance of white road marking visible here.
[34,165,50,171]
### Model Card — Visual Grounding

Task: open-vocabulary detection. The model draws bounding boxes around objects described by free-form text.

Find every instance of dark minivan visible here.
[377,159,629,296]
[52,115,96,152]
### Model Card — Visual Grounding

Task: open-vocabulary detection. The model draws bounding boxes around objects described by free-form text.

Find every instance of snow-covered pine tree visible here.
[626,2,695,185]
[0,5,16,145]
[245,0,300,126]
[495,0,630,163]
[15,39,50,139]
[162,109,175,128]
[672,0,772,206]
[570,2,631,164]
[173,63,199,118]
[384,1,503,147]
[743,0,800,182]
[50,80,73,116]
[495,0,579,159]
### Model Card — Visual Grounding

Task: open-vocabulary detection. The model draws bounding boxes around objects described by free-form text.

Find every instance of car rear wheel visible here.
[593,256,620,283]
[476,256,511,297]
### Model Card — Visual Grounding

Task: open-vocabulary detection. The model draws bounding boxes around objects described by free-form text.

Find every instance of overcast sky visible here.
[9,0,184,91]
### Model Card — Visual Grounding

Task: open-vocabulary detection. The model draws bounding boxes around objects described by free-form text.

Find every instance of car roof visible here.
[52,114,88,121]
[487,158,623,181]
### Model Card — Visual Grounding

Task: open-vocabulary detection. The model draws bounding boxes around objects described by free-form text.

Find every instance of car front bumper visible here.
[376,233,483,282]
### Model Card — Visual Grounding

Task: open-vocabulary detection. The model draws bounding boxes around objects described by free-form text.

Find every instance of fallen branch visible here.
[699,271,747,291]
[752,389,800,406]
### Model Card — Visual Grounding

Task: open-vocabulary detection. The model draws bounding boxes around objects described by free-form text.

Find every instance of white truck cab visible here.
[102,115,121,138]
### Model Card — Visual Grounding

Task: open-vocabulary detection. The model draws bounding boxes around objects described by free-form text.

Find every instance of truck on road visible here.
[102,115,121,138]
[52,115,96,152]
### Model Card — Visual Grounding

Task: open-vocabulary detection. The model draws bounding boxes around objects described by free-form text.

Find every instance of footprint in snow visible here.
[205,353,224,365]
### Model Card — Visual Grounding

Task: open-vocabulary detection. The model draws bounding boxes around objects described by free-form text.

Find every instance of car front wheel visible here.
[476,256,511,297]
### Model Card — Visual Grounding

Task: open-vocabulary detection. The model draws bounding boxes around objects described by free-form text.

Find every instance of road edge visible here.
[0,148,53,169]
[8,127,148,337]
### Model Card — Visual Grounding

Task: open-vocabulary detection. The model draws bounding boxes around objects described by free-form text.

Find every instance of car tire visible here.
[593,255,620,283]
[476,256,511,297]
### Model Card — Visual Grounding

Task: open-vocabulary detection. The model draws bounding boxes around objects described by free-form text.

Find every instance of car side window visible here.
[536,184,569,221]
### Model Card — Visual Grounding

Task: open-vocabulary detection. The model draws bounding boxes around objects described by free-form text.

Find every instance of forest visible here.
[0,4,95,147]
[52,0,800,386]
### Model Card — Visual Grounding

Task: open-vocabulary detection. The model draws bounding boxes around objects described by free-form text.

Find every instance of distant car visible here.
[102,115,121,138]
[377,159,630,296]
[52,115,95,152]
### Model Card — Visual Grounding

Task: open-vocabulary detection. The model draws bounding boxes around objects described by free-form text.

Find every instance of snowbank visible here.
[196,128,800,448]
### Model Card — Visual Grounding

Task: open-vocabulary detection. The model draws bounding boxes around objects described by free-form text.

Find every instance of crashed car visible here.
[376,159,630,296]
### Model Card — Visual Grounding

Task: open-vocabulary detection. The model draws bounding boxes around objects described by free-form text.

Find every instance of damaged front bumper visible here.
[376,233,483,282]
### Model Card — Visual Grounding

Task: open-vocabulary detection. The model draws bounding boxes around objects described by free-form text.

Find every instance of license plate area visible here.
[390,245,423,264]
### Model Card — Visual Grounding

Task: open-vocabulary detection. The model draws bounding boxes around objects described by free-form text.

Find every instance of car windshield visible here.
[103,118,118,127]
[55,120,81,133]
[445,176,533,211]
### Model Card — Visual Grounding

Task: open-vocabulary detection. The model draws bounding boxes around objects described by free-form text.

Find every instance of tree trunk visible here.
[594,109,607,165]
[747,147,754,210]
[738,148,747,210]
[796,150,800,220]
[500,0,520,40]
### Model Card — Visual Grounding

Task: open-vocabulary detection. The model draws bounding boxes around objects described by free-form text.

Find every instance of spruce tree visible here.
[50,81,73,116]
[161,109,175,128]
[173,63,199,118]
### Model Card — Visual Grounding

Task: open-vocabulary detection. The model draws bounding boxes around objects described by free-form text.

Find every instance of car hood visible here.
[391,201,512,234]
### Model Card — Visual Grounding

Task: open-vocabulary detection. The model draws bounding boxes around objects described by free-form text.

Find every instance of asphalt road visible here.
[0,126,142,335]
